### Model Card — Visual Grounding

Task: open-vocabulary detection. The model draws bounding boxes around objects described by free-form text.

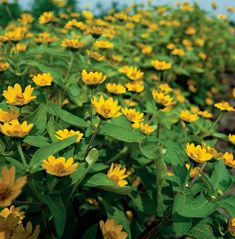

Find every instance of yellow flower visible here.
[0,166,27,207]
[125,66,144,81]
[82,10,93,19]
[99,218,128,239]
[81,69,107,85]
[180,110,199,123]
[228,134,235,145]
[152,90,176,107]
[38,11,55,24]
[20,13,34,24]
[214,101,235,111]
[32,73,53,87]
[106,83,126,94]
[11,43,27,54]
[198,110,213,119]
[185,27,196,35]
[139,122,154,135]
[5,29,25,42]
[0,120,33,138]
[0,206,25,223]
[159,83,172,93]
[95,40,113,49]
[92,95,121,119]
[0,62,9,72]
[125,81,144,93]
[0,109,19,123]
[223,152,235,168]
[185,163,200,178]
[229,218,235,236]
[61,39,84,49]
[171,48,185,56]
[151,59,171,71]
[198,52,207,60]
[206,146,222,159]
[186,143,213,163]
[2,83,36,106]
[124,99,137,107]
[107,163,128,187]
[166,43,176,50]
[86,50,105,61]
[232,88,235,98]
[55,129,83,143]
[211,2,218,9]
[227,6,234,13]
[122,108,144,123]
[42,156,78,177]
[141,45,152,54]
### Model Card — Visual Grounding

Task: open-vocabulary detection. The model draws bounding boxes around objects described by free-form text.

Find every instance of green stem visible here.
[4,4,14,21]
[84,118,102,159]
[205,112,223,137]
[16,141,28,168]
[14,201,46,206]
[90,88,93,128]
[48,177,59,191]
[106,146,129,164]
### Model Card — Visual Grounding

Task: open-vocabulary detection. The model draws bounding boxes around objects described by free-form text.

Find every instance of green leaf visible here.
[100,116,145,143]
[211,160,232,192]
[173,213,192,236]
[85,148,99,166]
[219,197,235,217]
[139,140,158,159]
[47,102,88,128]
[82,224,98,239]
[174,193,218,218]
[23,136,50,147]
[42,194,66,238]
[29,135,77,171]
[83,173,131,195]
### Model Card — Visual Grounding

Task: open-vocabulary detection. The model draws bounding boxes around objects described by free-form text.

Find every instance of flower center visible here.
[15,93,25,104]
[54,163,66,174]
[104,231,118,239]
[110,175,120,184]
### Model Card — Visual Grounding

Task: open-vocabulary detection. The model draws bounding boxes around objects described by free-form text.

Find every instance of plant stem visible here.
[84,118,102,159]
[14,200,46,206]
[90,88,93,128]
[48,177,59,191]
[16,141,28,168]
[106,146,129,164]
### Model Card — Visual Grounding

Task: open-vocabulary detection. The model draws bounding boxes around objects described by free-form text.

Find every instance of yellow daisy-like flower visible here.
[0,62,9,72]
[228,218,235,236]
[151,59,171,71]
[159,83,172,93]
[32,73,53,87]
[0,166,27,207]
[198,110,213,119]
[92,95,121,119]
[124,99,137,107]
[55,129,83,143]
[186,143,213,163]
[125,81,144,93]
[99,218,128,239]
[152,90,176,107]
[38,11,55,25]
[42,156,78,177]
[228,134,235,145]
[180,110,199,123]
[171,48,185,56]
[11,43,27,54]
[139,122,154,135]
[0,120,33,138]
[61,39,84,49]
[106,83,126,94]
[185,27,196,35]
[0,109,19,123]
[125,66,144,81]
[95,40,113,49]
[214,101,235,111]
[122,108,144,123]
[81,69,107,85]
[87,50,105,61]
[5,29,25,42]
[223,152,235,168]
[2,83,36,106]
[107,163,128,187]
[206,146,223,160]
[0,206,25,223]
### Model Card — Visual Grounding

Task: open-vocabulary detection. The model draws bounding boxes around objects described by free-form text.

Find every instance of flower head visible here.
[152,90,175,107]
[0,109,19,123]
[61,39,84,49]
[2,84,36,106]
[180,110,199,123]
[107,163,128,187]
[0,62,9,72]
[171,48,185,56]
[198,110,213,119]
[185,163,200,178]
[99,218,128,239]
[39,11,55,24]
[92,95,121,119]
[42,156,78,177]
[229,218,235,236]
[151,59,171,71]
[0,166,27,207]
[55,129,83,143]
[0,206,25,223]
[32,73,53,87]
[81,69,107,85]
[228,134,235,145]
[95,40,113,49]
[0,120,33,137]
[124,66,144,81]
[106,83,126,94]
[139,122,154,135]
[125,81,144,93]
[186,143,213,163]
[223,152,235,168]
[122,108,144,123]
[214,101,234,111]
